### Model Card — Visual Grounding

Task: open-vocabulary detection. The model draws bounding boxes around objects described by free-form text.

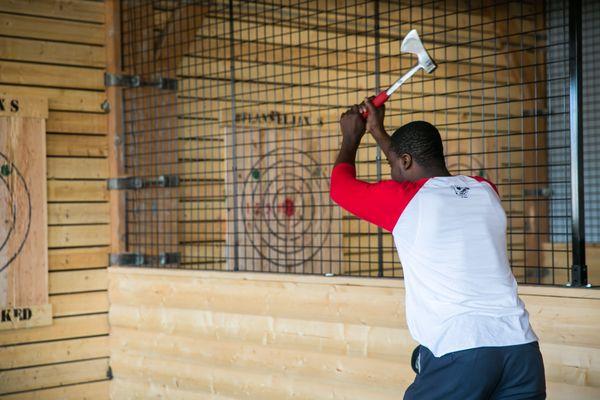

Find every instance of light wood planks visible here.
[0,0,110,398]
[0,37,105,67]
[0,1,104,23]
[2,382,108,400]
[0,336,109,370]
[49,269,108,295]
[0,61,103,90]
[47,134,108,157]
[0,99,49,311]
[0,13,104,45]
[0,363,109,397]
[48,180,108,202]
[51,292,109,318]
[47,158,108,179]
[109,267,600,399]
[48,247,108,271]
[0,314,108,346]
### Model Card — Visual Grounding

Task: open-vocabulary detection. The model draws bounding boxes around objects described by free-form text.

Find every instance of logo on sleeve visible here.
[451,185,470,198]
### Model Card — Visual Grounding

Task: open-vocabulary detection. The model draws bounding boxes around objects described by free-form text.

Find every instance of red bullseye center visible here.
[281,197,295,217]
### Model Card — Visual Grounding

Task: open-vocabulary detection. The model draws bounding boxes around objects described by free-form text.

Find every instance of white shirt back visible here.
[392,176,537,357]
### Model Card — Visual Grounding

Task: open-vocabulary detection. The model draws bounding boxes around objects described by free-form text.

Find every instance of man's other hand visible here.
[340,105,366,143]
[362,97,385,135]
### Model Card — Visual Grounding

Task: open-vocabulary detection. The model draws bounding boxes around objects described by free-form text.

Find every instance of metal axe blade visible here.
[361,29,437,117]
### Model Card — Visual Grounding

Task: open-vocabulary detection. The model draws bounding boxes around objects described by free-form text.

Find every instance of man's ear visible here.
[400,153,412,170]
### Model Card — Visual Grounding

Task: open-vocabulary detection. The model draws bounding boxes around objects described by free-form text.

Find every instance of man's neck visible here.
[415,165,452,180]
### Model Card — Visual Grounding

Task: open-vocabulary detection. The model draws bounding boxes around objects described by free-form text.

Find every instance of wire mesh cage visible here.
[117,0,596,286]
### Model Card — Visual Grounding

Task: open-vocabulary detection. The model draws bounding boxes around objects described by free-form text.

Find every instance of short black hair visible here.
[390,121,445,168]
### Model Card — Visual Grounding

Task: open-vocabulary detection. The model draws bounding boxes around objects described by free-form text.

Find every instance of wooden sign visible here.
[0,94,51,330]
[225,125,342,273]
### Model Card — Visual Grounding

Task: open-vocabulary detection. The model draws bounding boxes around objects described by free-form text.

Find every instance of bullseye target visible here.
[0,95,51,330]
[240,147,332,269]
[0,152,31,274]
[225,127,342,273]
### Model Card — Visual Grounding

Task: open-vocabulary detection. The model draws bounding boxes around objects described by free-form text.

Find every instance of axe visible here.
[361,29,437,118]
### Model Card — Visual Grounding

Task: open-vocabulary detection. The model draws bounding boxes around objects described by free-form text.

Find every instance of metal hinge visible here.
[107,175,179,190]
[109,252,181,267]
[104,72,178,90]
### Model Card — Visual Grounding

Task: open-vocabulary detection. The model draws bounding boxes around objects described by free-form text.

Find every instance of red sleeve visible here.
[329,163,427,232]
[472,176,499,195]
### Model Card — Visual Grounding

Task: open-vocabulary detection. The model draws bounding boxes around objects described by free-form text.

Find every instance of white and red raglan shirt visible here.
[330,163,538,357]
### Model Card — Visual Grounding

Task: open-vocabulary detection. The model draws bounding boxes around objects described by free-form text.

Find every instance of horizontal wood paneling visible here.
[109,268,600,399]
[48,203,110,225]
[48,225,110,248]
[0,314,109,346]
[0,85,104,112]
[47,134,108,157]
[47,158,108,179]
[0,362,109,397]
[0,1,104,23]
[1,382,108,400]
[48,180,108,202]
[0,1,109,398]
[51,292,109,318]
[0,13,104,44]
[50,269,108,294]
[0,37,105,67]
[1,337,108,370]
[0,61,103,90]
[48,247,109,271]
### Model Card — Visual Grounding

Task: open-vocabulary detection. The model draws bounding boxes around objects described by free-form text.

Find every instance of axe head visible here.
[401,29,437,73]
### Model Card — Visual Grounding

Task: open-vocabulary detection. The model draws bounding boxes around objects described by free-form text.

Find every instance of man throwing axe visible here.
[330,99,546,400]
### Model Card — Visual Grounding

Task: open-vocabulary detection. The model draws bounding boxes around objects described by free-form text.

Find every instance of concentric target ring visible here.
[0,152,32,273]
[241,147,331,269]
[0,176,15,251]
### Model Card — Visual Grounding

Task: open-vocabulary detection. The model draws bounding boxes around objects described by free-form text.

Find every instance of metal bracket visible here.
[104,72,178,90]
[570,264,588,287]
[109,252,181,267]
[107,175,179,190]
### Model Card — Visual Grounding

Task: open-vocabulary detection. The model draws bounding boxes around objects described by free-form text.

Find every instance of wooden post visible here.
[105,0,126,256]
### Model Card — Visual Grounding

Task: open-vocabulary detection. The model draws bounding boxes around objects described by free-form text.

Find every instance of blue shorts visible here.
[404,341,546,400]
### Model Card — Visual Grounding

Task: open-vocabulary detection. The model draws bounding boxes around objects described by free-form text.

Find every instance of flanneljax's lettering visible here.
[0,98,19,112]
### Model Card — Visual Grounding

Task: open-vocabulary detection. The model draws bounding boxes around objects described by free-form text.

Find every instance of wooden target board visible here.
[225,126,342,273]
[0,94,51,330]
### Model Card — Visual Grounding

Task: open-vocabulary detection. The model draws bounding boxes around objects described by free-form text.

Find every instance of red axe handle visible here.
[361,90,389,118]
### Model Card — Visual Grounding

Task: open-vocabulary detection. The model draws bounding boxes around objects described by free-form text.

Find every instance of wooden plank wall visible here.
[109,267,600,399]
[0,1,110,398]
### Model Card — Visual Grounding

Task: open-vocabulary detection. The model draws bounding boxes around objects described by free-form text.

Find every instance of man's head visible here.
[389,121,448,181]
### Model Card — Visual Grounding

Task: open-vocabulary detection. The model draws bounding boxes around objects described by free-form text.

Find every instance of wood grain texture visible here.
[109,268,600,399]
[0,13,104,45]
[0,37,105,67]
[0,0,104,22]
[0,313,108,346]
[0,336,109,369]
[0,1,110,397]
[0,361,109,396]
[50,292,109,317]
[0,103,49,309]
[1,382,108,400]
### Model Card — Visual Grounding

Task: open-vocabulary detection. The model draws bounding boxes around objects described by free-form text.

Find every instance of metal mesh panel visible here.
[118,0,591,285]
